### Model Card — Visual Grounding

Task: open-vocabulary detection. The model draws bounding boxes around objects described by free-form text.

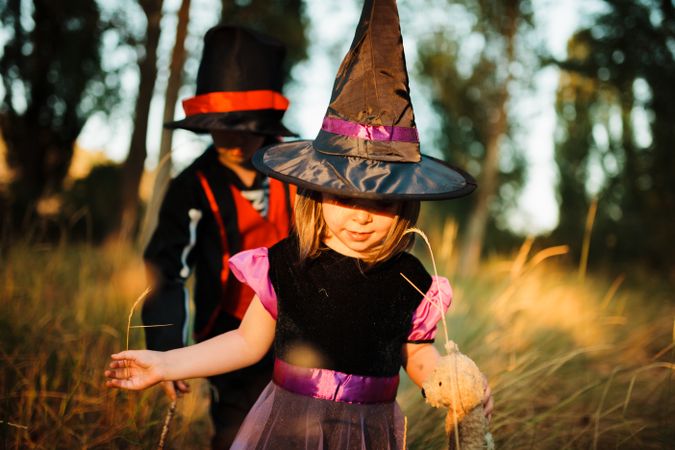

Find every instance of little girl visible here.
[106,0,493,447]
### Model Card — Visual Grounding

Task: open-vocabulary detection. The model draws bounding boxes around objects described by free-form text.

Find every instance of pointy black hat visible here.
[252,0,475,200]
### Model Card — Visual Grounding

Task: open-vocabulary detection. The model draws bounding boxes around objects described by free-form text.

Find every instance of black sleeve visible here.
[141,174,201,351]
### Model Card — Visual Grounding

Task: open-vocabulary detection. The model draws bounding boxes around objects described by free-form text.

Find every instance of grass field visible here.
[1,235,673,449]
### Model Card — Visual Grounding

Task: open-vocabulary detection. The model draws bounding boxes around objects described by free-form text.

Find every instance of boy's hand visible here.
[105,350,166,391]
[161,380,191,401]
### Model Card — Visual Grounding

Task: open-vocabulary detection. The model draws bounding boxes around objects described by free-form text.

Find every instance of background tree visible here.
[553,31,603,258]
[117,0,164,240]
[552,0,675,270]
[414,0,533,274]
[138,0,191,248]
[0,0,121,232]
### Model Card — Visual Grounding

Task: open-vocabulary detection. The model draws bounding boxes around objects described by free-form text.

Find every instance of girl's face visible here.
[321,194,397,259]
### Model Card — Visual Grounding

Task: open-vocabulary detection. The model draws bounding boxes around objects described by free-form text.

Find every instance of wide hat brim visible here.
[253,141,476,200]
[165,111,297,137]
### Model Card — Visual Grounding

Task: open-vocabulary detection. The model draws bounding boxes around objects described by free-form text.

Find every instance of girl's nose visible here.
[353,209,372,224]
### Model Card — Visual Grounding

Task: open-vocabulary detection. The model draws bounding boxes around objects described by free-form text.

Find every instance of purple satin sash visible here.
[273,358,399,404]
[322,117,419,143]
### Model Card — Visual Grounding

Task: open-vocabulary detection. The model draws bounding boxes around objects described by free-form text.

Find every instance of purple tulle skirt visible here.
[230,382,406,449]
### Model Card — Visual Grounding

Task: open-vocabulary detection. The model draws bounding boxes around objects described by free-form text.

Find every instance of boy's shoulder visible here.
[170,147,217,185]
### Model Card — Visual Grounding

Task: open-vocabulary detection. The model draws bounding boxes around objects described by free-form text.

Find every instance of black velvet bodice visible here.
[267,237,432,377]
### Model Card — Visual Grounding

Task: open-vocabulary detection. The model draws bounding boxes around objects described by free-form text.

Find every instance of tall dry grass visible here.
[400,222,675,449]
[1,230,673,448]
[0,240,211,448]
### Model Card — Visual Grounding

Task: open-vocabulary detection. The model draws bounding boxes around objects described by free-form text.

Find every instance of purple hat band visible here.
[321,116,419,143]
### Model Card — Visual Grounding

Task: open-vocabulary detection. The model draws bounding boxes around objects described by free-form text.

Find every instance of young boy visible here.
[141,25,296,449]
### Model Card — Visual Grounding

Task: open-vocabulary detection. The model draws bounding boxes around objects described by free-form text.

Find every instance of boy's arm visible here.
[142,176,201,352]
[402,342,440,388]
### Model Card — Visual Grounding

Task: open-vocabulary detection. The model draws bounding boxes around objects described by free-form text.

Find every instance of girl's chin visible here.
[343,242,379,259]
[324,235,382,258]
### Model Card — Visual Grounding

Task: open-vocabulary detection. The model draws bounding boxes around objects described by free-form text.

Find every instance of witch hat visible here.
[165,25,296,136]
[252,0,475,200]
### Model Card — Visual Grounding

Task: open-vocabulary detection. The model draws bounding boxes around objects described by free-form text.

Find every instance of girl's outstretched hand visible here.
[105,350,166,391]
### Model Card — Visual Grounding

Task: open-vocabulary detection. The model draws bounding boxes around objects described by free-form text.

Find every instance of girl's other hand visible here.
[482,374,494,423]
[105,350,166,391]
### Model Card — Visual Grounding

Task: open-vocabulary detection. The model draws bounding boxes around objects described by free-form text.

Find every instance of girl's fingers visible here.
[485,396,494,416]
[111,351,146,364]
[110,358,141,368]
[106,379,126,388]
[106,378,141,390]
[108,360,130,369]
[483,384,492,401]
[105,351,159,391]
[105,368,133,380]
[111,351,144,364]
[480,373,494,422]
[483,390,494,422]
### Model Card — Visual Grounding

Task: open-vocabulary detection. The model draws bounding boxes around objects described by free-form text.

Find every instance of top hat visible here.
[165,25,297,136]
[252,0,476,200]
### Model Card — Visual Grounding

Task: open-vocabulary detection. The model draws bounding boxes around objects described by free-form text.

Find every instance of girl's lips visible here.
[346,230,372,241]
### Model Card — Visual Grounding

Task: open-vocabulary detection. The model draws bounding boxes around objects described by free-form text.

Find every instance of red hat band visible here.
[182,90,290,117]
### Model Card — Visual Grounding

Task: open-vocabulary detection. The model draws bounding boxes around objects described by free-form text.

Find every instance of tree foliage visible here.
[413,0,534,270]
[0,0,121,229]
[553,0,675,270]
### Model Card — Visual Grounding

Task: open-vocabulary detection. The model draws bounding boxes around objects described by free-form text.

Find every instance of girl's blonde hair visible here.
[294,189,420,265]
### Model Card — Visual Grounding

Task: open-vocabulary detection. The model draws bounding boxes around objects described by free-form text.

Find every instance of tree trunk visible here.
[138,0,191,248]
[457,0,519,276]
[458,110,505,275]
[117,0,164,241]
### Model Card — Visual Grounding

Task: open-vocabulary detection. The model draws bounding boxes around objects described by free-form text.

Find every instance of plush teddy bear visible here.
[423,341,495,450]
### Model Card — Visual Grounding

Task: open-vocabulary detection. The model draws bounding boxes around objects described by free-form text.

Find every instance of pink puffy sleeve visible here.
[228,247,278,319]
[407,276,452,342]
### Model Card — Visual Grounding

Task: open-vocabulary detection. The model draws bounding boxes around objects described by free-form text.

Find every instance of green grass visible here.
[1,239,673,448]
